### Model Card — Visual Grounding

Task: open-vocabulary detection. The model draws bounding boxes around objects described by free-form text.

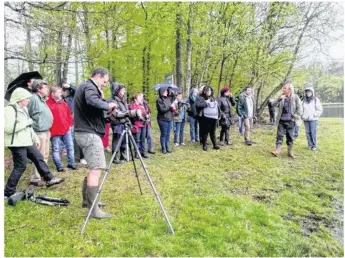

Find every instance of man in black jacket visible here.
[74,68,116,219]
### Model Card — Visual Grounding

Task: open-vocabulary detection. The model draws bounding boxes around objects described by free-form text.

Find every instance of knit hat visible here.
[10,88,32,104]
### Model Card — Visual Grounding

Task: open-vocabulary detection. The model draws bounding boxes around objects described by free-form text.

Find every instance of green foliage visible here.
[4,118,344,256]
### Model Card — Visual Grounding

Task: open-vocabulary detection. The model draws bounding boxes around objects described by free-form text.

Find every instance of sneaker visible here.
[180,142,186,146]
[46,177,65,187]
[191,140,195,143]
[67,164,78,170]
[62,151,67,156]
[174,143,179,147]
[148,149,156,154]
[29,179,46,187]
[104,147,112,153]
[80,159,87,165]
[311,147,317,151]
[57,167,66,172]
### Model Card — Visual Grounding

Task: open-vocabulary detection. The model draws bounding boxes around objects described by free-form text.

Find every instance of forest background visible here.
[4,1,344,117]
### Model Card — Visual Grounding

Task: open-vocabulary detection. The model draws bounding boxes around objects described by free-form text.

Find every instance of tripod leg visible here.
[128,131,175,235]
[128,135,143,195]
[81,130,126,234]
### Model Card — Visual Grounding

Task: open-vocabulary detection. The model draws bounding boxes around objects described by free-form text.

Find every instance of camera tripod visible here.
[81,121,175,235]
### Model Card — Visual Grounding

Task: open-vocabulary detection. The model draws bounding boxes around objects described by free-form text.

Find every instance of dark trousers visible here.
[199,117,218,147]
[112,132,127,160]
[5,146,54,197]
[157,119,172,152]
[276,120,295,147]
[220,125,230,143]
[269,110,275,123]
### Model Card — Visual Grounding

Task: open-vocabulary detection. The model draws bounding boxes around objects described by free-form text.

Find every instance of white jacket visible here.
[301,87,323,121]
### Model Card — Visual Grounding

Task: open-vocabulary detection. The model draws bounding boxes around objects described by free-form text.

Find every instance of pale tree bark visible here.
[55,29,63,84]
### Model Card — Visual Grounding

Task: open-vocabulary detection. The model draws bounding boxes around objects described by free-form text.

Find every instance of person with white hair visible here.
[271,82,302,159]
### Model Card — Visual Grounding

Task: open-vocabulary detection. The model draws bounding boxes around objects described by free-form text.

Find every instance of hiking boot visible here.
[86,186,111,219]
[213,145,220,150]
[245,140,252,146]
[67,164,77,170]
[288,145,295,159]
[148,149,156,154]
[271,145,282,157]
[46,177,65,187]
[141,153,149,158]
[29,179,46,187]
[202,145,208,151]
[219,141,225,146]
[81,177,106,208]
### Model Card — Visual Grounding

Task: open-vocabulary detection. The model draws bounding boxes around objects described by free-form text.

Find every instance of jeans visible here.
[146,126,154,150]
[157,119,172,152]
[135,127,147,154]
[189,116,199,141]
[174,120,186,144]
[276,120,295,146]
[304,120,318,148]
[5,146,54,197]
[238,116,244,135]
[51,129,75,169]
[294,125,299,137]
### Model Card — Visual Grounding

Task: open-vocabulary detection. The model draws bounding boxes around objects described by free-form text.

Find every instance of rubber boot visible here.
[86,186,111,219]
[82,177,106,208]
[288,145,295,159]
[271,144,282,157]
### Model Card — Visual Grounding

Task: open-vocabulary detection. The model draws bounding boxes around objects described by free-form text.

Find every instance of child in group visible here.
[172,92,188,147]
[46,85,76,172]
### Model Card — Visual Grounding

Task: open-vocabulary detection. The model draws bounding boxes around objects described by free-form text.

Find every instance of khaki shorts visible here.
[75,132,106,170]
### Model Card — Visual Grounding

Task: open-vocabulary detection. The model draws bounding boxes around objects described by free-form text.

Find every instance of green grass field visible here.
[4,118,344,256]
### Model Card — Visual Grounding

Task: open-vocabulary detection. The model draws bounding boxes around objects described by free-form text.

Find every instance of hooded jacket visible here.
[4,88,39,147]
[46,96,73,137]
[108,84,130,126]
[301,87,323,121]
[156,87,173,121]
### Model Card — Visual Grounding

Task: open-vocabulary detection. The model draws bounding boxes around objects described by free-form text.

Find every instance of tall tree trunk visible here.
[62,33,72,83]
[74,37,79,86]
[175,7,183,92]
[185,2,193,94]
[25,23,34,71]
[142,46,147,94]
[55,30,63,84]
[82,3,93,68]
[145,42,151,100]
[4,23,9,91]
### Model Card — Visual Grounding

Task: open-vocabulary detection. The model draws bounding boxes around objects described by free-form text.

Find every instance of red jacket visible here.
[129,102,147,133]
[46,96,73,137]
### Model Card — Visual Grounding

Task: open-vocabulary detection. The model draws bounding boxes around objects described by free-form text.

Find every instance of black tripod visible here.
[81,120,175,235]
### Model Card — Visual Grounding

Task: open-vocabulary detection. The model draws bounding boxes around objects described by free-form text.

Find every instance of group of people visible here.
[4,67,323,220]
